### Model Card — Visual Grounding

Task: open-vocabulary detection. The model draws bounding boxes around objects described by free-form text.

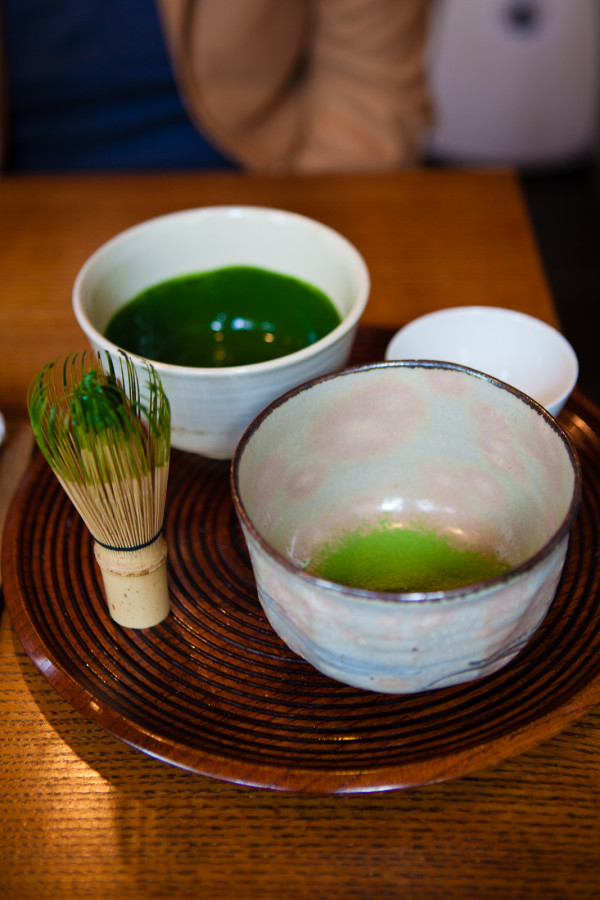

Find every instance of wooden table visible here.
[1,171,598,899]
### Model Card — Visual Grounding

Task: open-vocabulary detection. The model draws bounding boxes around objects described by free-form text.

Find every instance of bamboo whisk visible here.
[28,352,172,628]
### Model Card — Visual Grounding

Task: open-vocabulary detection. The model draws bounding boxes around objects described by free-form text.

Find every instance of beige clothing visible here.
[156,0,432,172]
[0,0,431,172]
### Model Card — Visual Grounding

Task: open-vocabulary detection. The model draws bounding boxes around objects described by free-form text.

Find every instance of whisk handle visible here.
[94,536,170,629]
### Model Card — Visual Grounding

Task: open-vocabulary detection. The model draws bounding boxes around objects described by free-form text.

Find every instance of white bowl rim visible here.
[384,305,579,414]
[72,205,370,379]
[231,360,582,605]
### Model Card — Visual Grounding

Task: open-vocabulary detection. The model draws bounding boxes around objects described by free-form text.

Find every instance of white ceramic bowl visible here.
[385,306,578,417]
[73,206,370,457]
[232,361,581,694]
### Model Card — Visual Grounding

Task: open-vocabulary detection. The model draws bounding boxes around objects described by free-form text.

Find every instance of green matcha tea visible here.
[308,522,511,593]
[104,265,342,367]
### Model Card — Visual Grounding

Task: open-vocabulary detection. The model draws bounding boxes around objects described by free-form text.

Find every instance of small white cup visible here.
[385,306,578,417]
[73,206,370,457]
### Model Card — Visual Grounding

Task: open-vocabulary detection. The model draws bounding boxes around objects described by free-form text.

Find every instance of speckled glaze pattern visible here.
[232,362,581,693]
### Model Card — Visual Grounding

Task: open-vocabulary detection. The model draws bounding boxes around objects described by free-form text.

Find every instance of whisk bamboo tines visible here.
[27,352,172,628]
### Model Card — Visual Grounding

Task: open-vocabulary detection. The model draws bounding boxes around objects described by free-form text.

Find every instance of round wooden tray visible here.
[4,332,600,793]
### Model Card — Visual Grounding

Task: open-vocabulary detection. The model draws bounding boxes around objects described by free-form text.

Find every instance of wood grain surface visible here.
[4,331,600,795]
[2,171,598,900]
[0,169,555,417]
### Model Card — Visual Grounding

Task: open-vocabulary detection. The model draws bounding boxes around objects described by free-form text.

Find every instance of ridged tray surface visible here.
[4,329,600,792]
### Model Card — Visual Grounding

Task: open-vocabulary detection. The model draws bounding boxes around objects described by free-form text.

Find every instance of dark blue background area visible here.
[2,0,235,171]
[520,161,600,408]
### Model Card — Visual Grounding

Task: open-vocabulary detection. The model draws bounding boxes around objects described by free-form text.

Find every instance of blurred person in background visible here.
[0,0,432,174]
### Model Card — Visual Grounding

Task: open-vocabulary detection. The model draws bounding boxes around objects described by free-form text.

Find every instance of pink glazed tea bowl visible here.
[231,362,581,694]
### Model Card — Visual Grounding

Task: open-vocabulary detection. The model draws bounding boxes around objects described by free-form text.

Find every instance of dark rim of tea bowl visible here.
[230,360,582,606]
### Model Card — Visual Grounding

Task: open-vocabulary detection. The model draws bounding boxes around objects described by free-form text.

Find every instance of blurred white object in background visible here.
[425,0,600,167]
